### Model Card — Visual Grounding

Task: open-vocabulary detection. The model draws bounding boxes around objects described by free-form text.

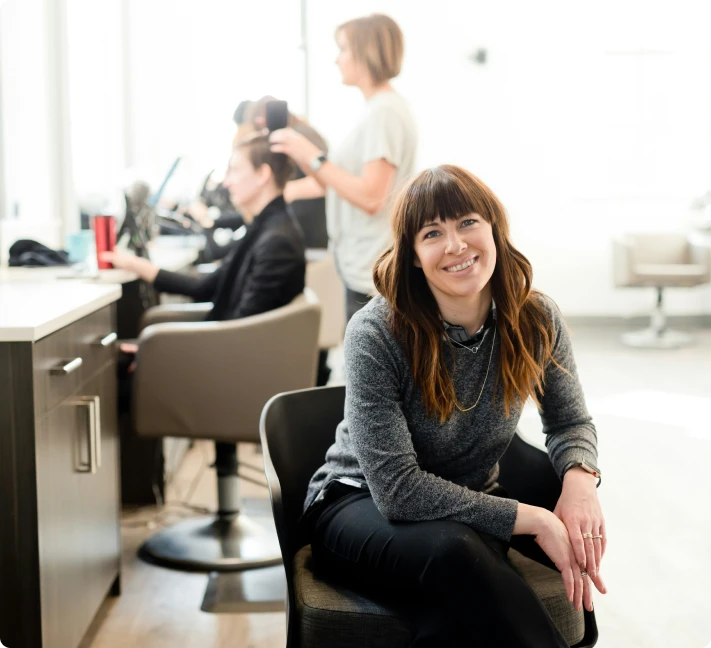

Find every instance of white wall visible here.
[306,0,711,316]
[121,0,305,199]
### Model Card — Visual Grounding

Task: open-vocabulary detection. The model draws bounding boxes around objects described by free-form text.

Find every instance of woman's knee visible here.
[419,524,504,586]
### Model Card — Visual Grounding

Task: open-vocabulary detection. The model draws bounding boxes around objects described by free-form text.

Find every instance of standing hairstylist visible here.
[270,13,418,322]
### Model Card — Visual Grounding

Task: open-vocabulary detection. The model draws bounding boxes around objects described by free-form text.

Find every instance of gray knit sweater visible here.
[305,294,598,542]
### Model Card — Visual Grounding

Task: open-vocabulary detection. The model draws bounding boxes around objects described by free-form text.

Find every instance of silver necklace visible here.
[449,326,490,354]
[452,328,497,413]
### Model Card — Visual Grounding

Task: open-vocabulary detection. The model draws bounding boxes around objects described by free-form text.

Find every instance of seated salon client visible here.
[103,133,306,357]
[303,165,607,647]
[103,135,306,321]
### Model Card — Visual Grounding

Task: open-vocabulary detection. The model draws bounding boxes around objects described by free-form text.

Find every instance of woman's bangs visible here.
[407,169,484,236]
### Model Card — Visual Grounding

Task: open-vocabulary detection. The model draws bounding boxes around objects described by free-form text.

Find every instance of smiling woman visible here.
[302,164,606,646]
[374,164,561,421]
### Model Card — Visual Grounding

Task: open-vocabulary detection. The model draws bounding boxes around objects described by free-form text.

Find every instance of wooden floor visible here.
[82,442,286,648]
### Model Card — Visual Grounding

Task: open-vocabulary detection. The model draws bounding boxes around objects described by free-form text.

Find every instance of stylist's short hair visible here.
[233,133,296,190]
[337,14,404,84]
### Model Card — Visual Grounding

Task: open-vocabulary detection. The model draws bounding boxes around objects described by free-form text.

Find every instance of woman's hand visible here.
[554,467,607,595]
[536,508,595,612]
[99,250,159,283]
[183,201,212,228]
[514,504,591,611]
[269,127,322,169]
[119,343,139,374]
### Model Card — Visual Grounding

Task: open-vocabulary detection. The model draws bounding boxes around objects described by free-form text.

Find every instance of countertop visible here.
[0,282,122,342]
[0,237,201,285]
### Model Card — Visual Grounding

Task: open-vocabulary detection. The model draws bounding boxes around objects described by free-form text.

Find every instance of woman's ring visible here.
[581,570,588,577]
[581,533,594,539]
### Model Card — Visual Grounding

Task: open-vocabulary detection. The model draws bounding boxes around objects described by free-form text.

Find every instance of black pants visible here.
[309,475,568,646]
[345,287,372,324]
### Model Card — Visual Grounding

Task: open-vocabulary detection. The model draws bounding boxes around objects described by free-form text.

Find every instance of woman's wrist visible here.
[134,257,159,283]
[512,503,550,536]
[563,466,599,489]
[302,142,322,169]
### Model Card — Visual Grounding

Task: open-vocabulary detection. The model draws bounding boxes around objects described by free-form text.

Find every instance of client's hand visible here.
[99,250,159,283]
[555,468,607,595]
[184,201,212,228]
[119,343,138,374]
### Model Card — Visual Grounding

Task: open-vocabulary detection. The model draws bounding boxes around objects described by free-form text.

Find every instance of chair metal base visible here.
[621,286,694,349]
[621,327,693,349]
[139,514,282,572]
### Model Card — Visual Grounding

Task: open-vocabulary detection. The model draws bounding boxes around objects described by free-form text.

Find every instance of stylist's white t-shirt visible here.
[327,90,417,294]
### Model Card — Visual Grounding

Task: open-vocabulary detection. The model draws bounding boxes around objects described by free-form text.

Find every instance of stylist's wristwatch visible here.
[309,151,328,173]
[566,459,602,487]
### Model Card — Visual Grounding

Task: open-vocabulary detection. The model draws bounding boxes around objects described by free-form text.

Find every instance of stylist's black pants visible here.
[309,452,569,646]
[345,288,372,324]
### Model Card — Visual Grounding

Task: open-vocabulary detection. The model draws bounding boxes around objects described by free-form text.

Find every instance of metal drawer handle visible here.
[50,357,83,375]
[70,396,98,474]
[97,332,117,347]
[93,395,102,468]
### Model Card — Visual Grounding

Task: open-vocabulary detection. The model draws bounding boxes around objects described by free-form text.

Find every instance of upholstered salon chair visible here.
[613,232,711,348]
[132,291,321,571]
[260,386,598,648]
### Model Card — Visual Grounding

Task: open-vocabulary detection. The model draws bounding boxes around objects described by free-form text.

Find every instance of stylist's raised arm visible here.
[270,14,418,324]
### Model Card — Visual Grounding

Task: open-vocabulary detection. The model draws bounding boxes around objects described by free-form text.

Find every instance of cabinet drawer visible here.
[33,306,117,416]
[76,305,117,379]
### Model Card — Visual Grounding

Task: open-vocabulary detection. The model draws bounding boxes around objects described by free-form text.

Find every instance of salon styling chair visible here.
[132,291,321,571]
[613,232,710,348]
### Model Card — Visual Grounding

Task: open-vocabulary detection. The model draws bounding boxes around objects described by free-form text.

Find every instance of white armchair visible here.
[613,232,710,348]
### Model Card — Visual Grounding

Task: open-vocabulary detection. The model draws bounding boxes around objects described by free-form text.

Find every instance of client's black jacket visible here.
[153,196,305,321]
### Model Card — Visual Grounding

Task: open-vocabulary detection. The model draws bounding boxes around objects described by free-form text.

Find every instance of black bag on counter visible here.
[8,239,70,267]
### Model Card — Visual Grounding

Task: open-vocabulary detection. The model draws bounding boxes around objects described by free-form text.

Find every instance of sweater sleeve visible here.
[344,314,519,542]
[537,296,599,479]
[153,266,222,302]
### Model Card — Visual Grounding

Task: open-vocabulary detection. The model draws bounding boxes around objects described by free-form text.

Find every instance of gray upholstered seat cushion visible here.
[294,544,584,647]
[508,548,585,645]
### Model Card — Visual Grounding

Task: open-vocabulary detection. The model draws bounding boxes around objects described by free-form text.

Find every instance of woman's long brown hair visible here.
[373,165,559,422]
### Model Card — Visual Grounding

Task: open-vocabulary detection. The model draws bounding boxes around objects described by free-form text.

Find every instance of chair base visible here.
[139,514,282,572]
[621,327,693,349]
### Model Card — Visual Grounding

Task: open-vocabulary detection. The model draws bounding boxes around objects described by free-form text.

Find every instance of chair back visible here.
[306,252,345,350]
[613,232,711,288]
[134,291,321,442]
[260,385,345,560]
[627,232,690,265]
[260,386,346,642]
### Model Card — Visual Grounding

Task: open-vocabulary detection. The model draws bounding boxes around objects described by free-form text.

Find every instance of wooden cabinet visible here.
[0,305,121,648]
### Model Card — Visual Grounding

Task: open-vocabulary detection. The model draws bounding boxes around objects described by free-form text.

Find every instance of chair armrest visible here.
[611,235,636,287]
[139,302,213,331]
[132,291,321,442]
[690,239,711,279]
